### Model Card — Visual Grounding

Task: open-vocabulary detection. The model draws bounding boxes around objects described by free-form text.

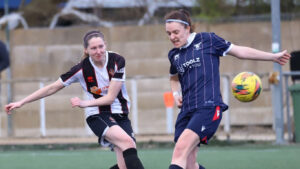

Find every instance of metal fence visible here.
[0,72,299,142]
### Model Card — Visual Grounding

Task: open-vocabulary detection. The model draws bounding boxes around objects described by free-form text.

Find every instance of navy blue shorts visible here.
[174,106,223,144]
[86,113,135,147]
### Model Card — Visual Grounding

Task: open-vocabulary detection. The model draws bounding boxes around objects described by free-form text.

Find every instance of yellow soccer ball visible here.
[231,72,262,102]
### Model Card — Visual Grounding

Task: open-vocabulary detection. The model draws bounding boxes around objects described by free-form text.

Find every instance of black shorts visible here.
[86,113,135,147]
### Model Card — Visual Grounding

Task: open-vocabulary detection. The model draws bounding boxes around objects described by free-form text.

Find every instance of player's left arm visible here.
[71,80,122,108]
[228,45,291,65]
[170,75,182,108]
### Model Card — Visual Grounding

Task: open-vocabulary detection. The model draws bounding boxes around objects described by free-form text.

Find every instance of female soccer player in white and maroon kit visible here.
[5,30,144,169]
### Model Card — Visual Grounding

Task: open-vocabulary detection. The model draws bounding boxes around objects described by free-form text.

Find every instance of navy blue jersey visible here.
[168,32,232,112]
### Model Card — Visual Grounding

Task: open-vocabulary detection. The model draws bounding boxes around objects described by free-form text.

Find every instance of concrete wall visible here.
[0,19,299,137]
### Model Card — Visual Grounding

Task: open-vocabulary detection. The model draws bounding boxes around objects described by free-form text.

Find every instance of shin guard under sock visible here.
[123,148,144,169]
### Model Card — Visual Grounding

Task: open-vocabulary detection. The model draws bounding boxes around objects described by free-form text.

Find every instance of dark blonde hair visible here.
[164,9,195,33]
[82,30,105,59]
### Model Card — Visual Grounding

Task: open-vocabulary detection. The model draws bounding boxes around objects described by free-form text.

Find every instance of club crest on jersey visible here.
[174,54,179,61]
[87,76,94,83]
[194,42,202,50]
[90,86,102,95]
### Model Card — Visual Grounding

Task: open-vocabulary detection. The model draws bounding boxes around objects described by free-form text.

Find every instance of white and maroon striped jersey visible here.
[59,51,130,118]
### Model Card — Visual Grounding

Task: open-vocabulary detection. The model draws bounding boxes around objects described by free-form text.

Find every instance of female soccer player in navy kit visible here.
[164,9,290,169]
[5,30,144,169]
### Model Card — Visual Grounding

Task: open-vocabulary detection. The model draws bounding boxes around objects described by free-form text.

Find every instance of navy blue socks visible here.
[169,164,183,169]
[109,164,119,169]
[199,163,205,169]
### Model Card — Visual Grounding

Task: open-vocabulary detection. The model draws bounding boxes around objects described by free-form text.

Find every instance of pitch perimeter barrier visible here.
[0,73,294,142]
[283,71,300,142]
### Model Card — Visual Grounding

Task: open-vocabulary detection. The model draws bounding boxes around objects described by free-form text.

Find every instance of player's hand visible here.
[70,97,87,108]
[274,50,291,65]
[174,95,182,108]
[5,101,23,114]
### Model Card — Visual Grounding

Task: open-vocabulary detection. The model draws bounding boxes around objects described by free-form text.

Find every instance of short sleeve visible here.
[112,56,126,81]
[211,33,232,56]
[0,41,9,72]
[168,49,178,76]
[60,63,81,86]
[169,64,178,76]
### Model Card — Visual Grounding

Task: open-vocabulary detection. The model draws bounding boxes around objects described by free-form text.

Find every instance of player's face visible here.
[85,37,106,64]
[165,22,190,48]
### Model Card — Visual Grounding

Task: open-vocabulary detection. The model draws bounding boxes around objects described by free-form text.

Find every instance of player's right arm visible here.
[5,79,64,114]
[170,74,182,108]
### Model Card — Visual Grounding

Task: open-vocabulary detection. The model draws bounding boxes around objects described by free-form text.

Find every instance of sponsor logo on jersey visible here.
[182,57,201,68]
[90,86,109,95]
[90,86,102,95]
[176,57,202,74]
[87,76,94,83]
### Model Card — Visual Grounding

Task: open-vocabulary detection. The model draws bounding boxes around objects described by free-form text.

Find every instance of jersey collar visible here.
[180,32,196,49]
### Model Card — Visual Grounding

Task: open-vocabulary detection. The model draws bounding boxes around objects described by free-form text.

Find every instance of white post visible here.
[271,0,285,144]
[222,76,230,140]
[0,113,2,137]
[39,82,46,137]
[163,92,174,134]
[131,79,138,134]
[83,92,93,135]
[166,107,173,133]
[0,83,1,137]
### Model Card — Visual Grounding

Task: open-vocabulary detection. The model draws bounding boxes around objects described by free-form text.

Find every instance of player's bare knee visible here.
[173,143,188,159]
[124,137,136,148]
[119,136,136,150]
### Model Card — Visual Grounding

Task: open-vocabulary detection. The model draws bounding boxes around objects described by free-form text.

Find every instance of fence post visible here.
[283,71,300,142]
[39,82,46,137]
[163,92,174,134]
[284,74,292,141]
[131,79,138,134]
[222,75,231,140]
